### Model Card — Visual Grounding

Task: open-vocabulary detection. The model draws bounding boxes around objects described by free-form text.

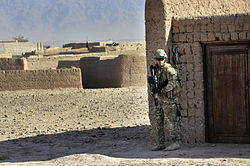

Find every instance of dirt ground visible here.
[0,87,250,166]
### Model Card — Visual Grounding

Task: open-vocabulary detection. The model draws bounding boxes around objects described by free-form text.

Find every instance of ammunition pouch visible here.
[165,84,181,99]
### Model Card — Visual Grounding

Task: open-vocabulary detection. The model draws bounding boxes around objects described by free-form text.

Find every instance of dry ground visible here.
[0,87,250,166]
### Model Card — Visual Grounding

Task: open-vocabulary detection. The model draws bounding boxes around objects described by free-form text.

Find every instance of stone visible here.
[194,72,203,81]
[188,108,196,116]
[186,81,194,90]
[243,23,249,31]
[213,24,221,32]
[194,33,201,41]
[215,33,223,41]
[194,89,203,99]
[186,64,194,72]
[206,24,214,32]
[191,43,202,55]
[235,24,243,31]
[207,33,216,41]
[222,33,230,40]
[194,62,202,72]
[187,72,194,81]
[221,24,228,33]
[179,25,186,33]
[200,33,208,41]
[172,34,179,42]
[173,26,180,33]
[186,54,194,63]
[180,100,188,116]
[231,32,239,40]
[184,44,192,55]
[178,54,187,63]
[179,34,187,42]
[200,25,207,32]
[195,117,206,143]
[228,24,236,32]
[193,24,200,32]
[239,32,247,40]
[186,33,194,42]
[186,25,194,33]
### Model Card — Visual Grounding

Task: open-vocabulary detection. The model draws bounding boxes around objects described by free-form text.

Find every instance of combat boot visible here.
[151,144,165,151]
[164,141,180,151]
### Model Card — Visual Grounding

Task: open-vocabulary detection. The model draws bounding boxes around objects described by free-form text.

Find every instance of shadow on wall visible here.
[80,54,147,89]
[57,60,80,69]
[80,56,122,88]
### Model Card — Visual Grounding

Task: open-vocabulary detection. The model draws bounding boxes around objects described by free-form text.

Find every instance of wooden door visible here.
[205,43,250,143]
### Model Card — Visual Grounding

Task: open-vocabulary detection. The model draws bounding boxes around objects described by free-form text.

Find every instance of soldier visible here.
[149,49,181,151]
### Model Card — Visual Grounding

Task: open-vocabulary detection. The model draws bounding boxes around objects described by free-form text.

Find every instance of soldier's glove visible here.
[152,87,162,94]
[158,79,168,91]
[147,76,153,84]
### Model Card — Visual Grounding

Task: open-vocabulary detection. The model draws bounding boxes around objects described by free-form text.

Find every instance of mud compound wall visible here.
[172,14,250,143]
[0,58,27,70]
[0,69,82,91]
[26,56,83,70]
[145,0,250,63]
[80,54,147,88]
[118,41,146,52]
[80,56,122,88]
[145,0,250,144]
[120,54,147,87]
[25,52,129,70]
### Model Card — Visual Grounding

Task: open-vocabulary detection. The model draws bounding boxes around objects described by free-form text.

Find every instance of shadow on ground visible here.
[0,125,250,163]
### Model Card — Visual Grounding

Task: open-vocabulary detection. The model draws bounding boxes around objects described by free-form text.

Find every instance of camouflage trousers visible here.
[154,98,181,146]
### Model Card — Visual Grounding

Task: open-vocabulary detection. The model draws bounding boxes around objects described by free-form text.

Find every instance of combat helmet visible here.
[154,49,167,59]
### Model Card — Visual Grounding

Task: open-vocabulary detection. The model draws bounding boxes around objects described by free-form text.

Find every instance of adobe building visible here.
[80,54,147,88]
[145,0,250,144]
[0,53,147,91]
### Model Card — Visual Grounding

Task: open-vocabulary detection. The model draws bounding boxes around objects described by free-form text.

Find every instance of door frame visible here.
[202,41,250,143]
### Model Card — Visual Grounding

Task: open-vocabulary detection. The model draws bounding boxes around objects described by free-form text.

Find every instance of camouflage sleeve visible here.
[161,64,178,93]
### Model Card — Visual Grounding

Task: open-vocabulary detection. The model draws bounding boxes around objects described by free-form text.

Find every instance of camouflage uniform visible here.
[154,62,181,147]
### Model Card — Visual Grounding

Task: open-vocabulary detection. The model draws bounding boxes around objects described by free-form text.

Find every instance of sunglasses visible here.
[155,58,165,61]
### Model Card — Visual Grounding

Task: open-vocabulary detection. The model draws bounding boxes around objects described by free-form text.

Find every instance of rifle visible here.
[148,65,160,107]
[172,46,181,69]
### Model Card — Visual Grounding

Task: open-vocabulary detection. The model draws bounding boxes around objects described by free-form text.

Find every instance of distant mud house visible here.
[0,54,147,91]
[145,0,250,144]
[0,41,146,91]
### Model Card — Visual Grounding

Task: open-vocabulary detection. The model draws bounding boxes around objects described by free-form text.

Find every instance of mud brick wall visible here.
[172,14,250,143]
[26,56,83,70]
[118,41,146,52]
[0,58,27,70]
[80,54,147,88]
[80,56,122,88]
[26,52,126,70]
[63,41,113,49]
[90,46,107,53]
[172,15,250,44]
[0,68,82,91]
[120,54,147,87]
[63,43,89,49]
[145,0,250,64]
[145,0,250,145]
